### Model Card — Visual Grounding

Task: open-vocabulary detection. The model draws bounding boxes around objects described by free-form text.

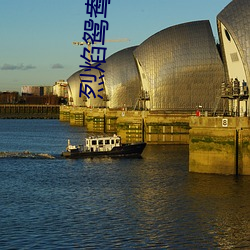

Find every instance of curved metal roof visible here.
[67,67,107,107]
[217,0,250,83]
[67,46,140,108]
[102,46,141,109]
[133,20,225,111]
[67,69,84,106]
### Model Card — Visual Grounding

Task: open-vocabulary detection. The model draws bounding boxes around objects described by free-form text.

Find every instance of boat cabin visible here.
[85,135,121,152]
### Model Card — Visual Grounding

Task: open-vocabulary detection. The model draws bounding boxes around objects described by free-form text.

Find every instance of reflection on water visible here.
[186,174,250,249]
[0,120,250,249]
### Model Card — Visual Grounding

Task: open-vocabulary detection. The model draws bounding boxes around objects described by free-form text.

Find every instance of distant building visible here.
[52,80,68,98]
[20,85,59,105]
[0,92,19,104]
[22,95,59,105]
[21,86,40,96]
[43,86,53,96]
[21,86,53,96]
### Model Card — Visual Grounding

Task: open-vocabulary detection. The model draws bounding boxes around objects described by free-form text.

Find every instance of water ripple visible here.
[0,151,55,159]
[0,120,250,249]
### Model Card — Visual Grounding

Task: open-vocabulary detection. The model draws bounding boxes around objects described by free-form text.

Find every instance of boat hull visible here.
[62,142,146,159]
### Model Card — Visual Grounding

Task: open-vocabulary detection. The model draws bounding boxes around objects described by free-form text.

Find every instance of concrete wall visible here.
[240,128,250,175]
[59,106,71,122]
[0,105,59,119]
[59,106,190,144]
[189,117,250,175]
[145,114,189,144]
[60,107,250,175]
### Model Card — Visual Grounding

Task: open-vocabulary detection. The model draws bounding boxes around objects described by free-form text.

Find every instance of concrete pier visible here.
[189,117,250,175]
[145,114,189,144]
[59,105,71,122]
[60,106,190,144]
[60,106,250,175]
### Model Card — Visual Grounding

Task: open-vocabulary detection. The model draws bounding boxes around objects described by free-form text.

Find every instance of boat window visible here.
[111,139,114,144]
[98,140,103,145]
[105,140,110,144]
[92,140,97,145]
[116,139,120,144]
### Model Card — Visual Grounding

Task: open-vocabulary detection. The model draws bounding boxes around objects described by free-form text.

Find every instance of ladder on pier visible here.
[133,90,150,110]
[212,89,222,116]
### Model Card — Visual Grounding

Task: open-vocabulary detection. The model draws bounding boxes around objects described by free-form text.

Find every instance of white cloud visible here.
[51,63,64,69]
[1,63,36,70]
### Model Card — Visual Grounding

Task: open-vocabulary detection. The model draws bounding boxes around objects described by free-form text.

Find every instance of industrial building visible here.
[67,0,249,116]
[101,46,141,109]
[0,92,19,104]
[133,20,225,112]
[67,68,107,107]
[67,47,140,109]
[21,86,53,96]
[217,0,250,116]
[19,81,68,105]
[52,80,68,98]
[67,69,84,106]
[68,21,225,113]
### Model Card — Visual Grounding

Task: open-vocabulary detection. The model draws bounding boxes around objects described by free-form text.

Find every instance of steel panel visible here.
[102,46,141,109]
[133,20,225,111]
[67,68,106,107]
[217,0,250,86]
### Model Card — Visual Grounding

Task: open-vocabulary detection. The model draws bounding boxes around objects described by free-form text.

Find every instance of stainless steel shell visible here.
[133,20,225,111]
[68,21,226,112]
[217,0,250,84]
[101,46,141,109]
[67,67,106,107]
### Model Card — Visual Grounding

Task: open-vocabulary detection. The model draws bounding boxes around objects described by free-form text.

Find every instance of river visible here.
[0,119,249,249]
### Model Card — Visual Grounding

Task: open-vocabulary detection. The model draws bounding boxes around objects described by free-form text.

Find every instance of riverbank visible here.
[0,105,59,119]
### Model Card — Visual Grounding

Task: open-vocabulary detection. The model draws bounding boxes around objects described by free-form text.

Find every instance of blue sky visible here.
[0,0,232,92]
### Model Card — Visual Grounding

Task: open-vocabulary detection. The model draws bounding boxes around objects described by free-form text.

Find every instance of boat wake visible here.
[0,151,55,159]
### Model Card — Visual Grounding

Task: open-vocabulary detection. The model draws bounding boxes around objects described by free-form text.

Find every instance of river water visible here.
[0,119,250,249]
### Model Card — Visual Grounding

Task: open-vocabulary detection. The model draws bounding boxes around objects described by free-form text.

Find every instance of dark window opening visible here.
[225,29,231,42]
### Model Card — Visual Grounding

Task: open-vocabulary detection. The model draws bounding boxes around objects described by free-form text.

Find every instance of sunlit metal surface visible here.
[217,0,250,83]
[102,46,141,109]
[68,21,226,112]
[133,20,225,111]
[67,69,84,106]
[217,0,250,115]
[67,68,107,107]
[67,46,140,109]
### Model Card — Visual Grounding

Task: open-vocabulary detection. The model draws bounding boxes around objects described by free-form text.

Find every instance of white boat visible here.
[62,134,146,158]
